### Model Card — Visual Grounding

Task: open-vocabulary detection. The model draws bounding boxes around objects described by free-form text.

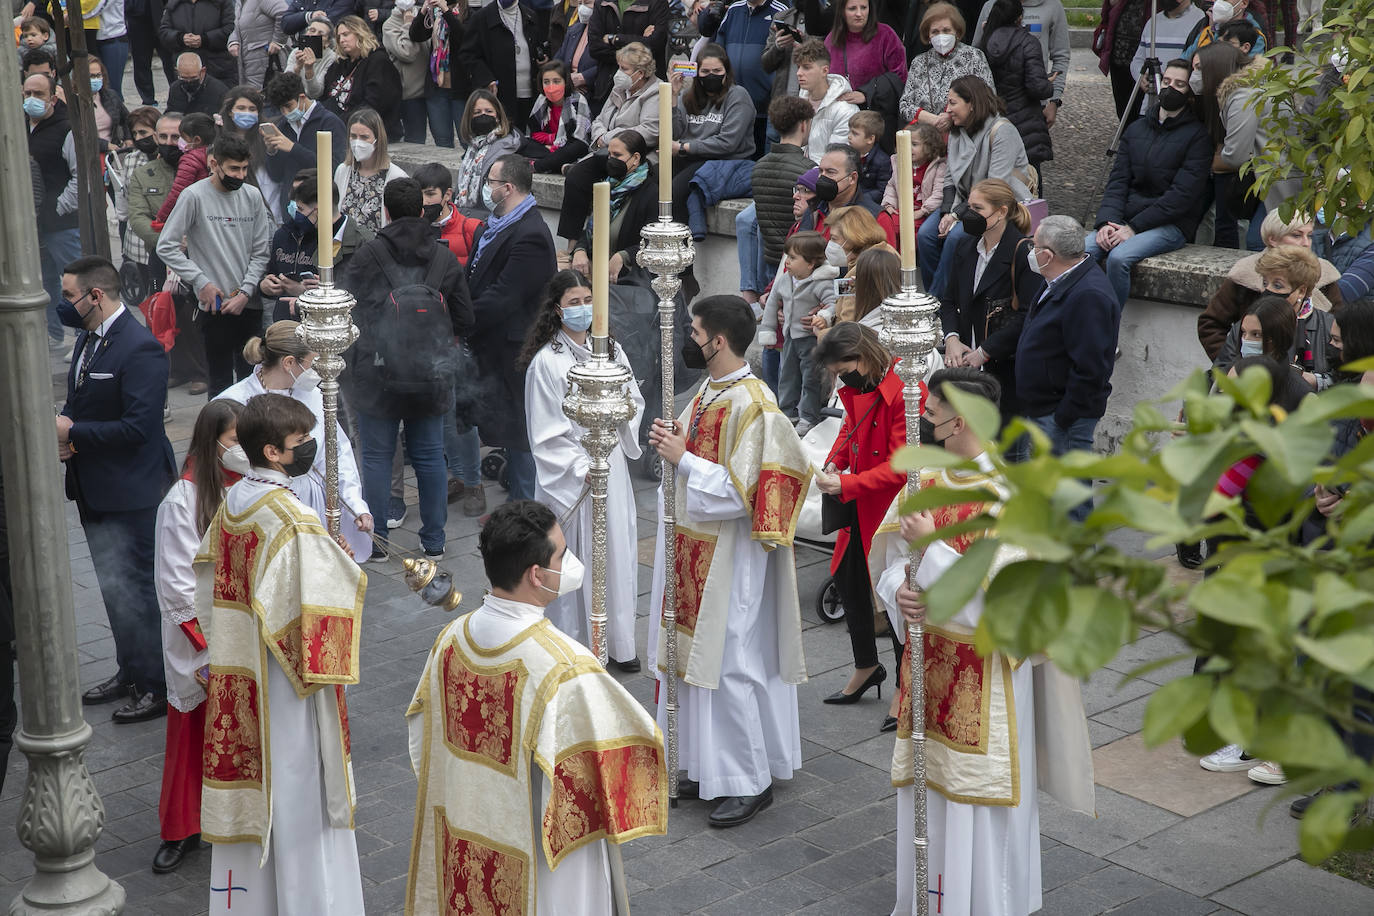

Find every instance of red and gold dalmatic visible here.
[890,464,1026,805]
[405,613,668,915]
[655,375,812,689]
[194,486,365,849]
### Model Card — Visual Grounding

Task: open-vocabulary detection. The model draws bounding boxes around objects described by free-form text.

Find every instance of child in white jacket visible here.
[760,230,840,434]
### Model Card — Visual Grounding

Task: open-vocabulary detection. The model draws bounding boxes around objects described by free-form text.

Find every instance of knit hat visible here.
[797,167,820,192]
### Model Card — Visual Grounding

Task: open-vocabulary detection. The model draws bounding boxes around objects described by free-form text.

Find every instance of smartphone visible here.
[302,34,324,58]
[213,294,222,313]
[776,22,802,39]
[670,60,698,78]
[259,121,282,139]
[834,277,854,297]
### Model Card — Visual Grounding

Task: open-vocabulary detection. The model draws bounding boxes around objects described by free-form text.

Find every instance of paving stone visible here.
[1091,693,1151,734]
[1089,719,1130,749]
[696,873,833,916]
[1107,789,1298,896]
[703,837,830,889]
[1069,862,1170,908]
[1082,665,1156,717]
[1093,733,1256,818]
[1039,880,1116,916]
[625,833,738,888]
[796,837,894,891]
[1042,843,1109,891]
[1208,858,1374,915]
[629,871,737,915]
[1038,786,1180,856]
[1101,886,1218,915]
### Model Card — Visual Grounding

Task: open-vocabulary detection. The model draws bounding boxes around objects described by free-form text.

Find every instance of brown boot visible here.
[447,478,466,503]
[462,485,487,518]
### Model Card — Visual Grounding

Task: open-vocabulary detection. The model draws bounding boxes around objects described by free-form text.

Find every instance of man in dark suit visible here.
[1014,215,1122,518]
[466,154,557,503]
[57,257,177,723]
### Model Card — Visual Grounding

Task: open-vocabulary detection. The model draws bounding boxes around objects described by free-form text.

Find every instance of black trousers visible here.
[1110,61,1144,125]
[558,152,609,240]
[201,307,260,399]
[834,527,902,672]
[670,160,707,226]
[170,284,208,385]
[77,503,166,697]
[129,13,177,106]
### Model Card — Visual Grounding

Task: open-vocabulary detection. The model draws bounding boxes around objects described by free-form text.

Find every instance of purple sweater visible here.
[824,25,907,95]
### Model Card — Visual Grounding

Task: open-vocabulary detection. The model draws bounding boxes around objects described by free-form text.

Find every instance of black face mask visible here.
[696,73,726,94]
[423,202,443,222]
[219,173,245,192]
[1157,87,1189,112]
[813,175,839,203]
[839,369,870,390]
[470,114,498,135]
[605,156,630,180]
[281,438,317,477]
[681,337,714,370]
[919,415,953,446]
[182,78,202,95]
[959,206,988,236]
[133,135,158,157]
[159,144,183,166]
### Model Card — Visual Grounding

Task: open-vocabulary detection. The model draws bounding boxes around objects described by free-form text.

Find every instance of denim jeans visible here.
[761,347,780,394]
[1029,412,1099,521]
[97,36,130,102]
[425,93,465,148]
[400,97,429,144]
[1245,200,1267,252]
[357,412,448,552]
[735,204,773,295]
[918,217,965,299]
[778,333,822,425]
[39,228,82,343]
[444,405,481,487]
[504,448,536,501]
[1083,224,1187,307]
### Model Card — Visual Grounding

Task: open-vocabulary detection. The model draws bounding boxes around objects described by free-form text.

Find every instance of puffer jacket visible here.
[1094,103,1211,241]
[1195,252,1343,361]
[589,77,661,150]
[805,73,860,163]
[983,25,1054,163]
[751,142,815,265]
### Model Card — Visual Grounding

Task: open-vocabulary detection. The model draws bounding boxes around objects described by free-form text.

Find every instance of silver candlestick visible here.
[295,265,358,539]
[562,335,636,666]
[637,203,694,806]
[881,266,940,916]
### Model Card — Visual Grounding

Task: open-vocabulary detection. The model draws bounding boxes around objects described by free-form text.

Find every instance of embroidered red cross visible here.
[211,869,248,908]
[929,873,943,913]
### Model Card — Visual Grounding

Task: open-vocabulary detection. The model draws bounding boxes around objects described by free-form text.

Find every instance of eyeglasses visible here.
[485,177,509,187]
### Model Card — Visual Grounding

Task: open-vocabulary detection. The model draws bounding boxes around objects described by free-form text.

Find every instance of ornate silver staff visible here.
[564,182,637,667]
[294,132,358,539]
[881,130,940,916]
[637,92,695,805]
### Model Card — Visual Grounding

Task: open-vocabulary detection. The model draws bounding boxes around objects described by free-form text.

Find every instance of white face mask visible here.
[220,444,252,476]
[289,362,321,392]
[1188,70,1203,94]
[350,138,376,162]
[576,2,592,21]
[931,33,957,55]
[825,240,847,267]
[538,550,585,598]
[396,0,416,9]
[1027,246,1046,275]
[613,69,634,92]
[1211,0,1235,24]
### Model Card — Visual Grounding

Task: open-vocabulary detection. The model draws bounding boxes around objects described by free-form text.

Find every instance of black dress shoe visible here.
[82,674,130,706]
[613,657,642,673]
[152,834,201,873]
[708,785,774,828]
[823,664,887,705]
[675,774,700,799]
[880,715,899,733]
[112,690,167,724]
[1175,541,1204,570]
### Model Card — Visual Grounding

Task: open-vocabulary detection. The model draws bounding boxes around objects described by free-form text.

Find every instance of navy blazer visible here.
[62,309,177,514]
[1013,257,1122,428]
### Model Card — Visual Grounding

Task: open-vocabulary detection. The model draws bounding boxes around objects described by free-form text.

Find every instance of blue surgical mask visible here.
[562,304,593,332]
[482,182,495,211]
[233,110,259,129]
[1239,339,1264,357]
[285,104,307,125]
[90,77,103,93]
[22,97,47,118]
[287,200,299,220]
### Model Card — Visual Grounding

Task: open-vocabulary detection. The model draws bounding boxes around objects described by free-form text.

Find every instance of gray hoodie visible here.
[763,262,840,340]
[972,0,1070,102]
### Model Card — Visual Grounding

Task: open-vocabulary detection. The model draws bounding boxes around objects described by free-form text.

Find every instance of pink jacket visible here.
[881,157,948,220]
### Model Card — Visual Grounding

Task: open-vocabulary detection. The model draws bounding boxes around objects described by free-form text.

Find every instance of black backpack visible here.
[365,250,458,394]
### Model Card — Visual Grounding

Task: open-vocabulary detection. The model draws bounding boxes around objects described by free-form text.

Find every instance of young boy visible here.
[794,39,859,163]
[195,392,365,914]
[411,161,484,267]
[758,230,840,434]
[848,110,892,210]
[17,17,55,57]
[154,112,215,225]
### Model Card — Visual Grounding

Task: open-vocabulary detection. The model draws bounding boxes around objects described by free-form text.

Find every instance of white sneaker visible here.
[1247,761,1287,785]
[1199,744,1255,772]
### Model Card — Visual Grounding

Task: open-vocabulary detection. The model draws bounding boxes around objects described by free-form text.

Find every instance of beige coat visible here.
[382,8,431,102]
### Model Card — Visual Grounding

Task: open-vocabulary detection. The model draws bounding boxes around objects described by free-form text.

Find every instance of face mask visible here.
[681,337,714,370]
[605,156,630,180]
[814,175,839,202]
[133,135,158,157]
[1188,71,1204,94]
[219,173,245,192]
[396,0,416,9]
[233,110,259,129]
[350,138,376,161]
[22,97,47,118]
[1027,246,1046,275]
[696,73,725,94]
[423,202,443,222]
[280,438,317,477]
[931,33,956,55]
[839,369,868,389]
[1157,86,1188,112]
[57,291,94,329]
[959,207,989,236]
[577,2,592,20]
[183,78,202,95]
[289,362,321,392]
[1211,0,1235,23]
[1157,0,1181,12]
[825,239,847,266]
[177,137,188,151]
[90,77,103,93]
[220,443,252,476]
[538,550,585,597]
[919,415,954,445]
[470,114,498,135]
[562,303,594,332]
[544,84,566,104]
[285,104,307,125]
[482,182,496,211]
[1239,339,1264,358]
[287,199,299,220]
[159,143,183,166]
[613,69,634,92]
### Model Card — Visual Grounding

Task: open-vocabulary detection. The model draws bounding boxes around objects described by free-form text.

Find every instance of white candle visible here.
[592,181,610,338]
[895,130,915,273]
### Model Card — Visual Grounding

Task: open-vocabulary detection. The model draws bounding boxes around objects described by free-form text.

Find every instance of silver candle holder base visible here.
[295,268,359,539]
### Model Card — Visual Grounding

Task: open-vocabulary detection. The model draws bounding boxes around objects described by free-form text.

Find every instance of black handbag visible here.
[1226,169,1262,221]
[983,237,1031,340]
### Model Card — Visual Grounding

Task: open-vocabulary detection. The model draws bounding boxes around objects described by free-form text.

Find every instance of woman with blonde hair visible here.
[826,205,893,272]
[813,245,901,335]
[215,321,375,558]
[319,14,403,138]
[454,89,522,213]
[940,178,1043,453]
[334,107,408,235]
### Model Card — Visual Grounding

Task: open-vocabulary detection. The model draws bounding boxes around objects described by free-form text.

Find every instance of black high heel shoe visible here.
[823,664,887,705]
